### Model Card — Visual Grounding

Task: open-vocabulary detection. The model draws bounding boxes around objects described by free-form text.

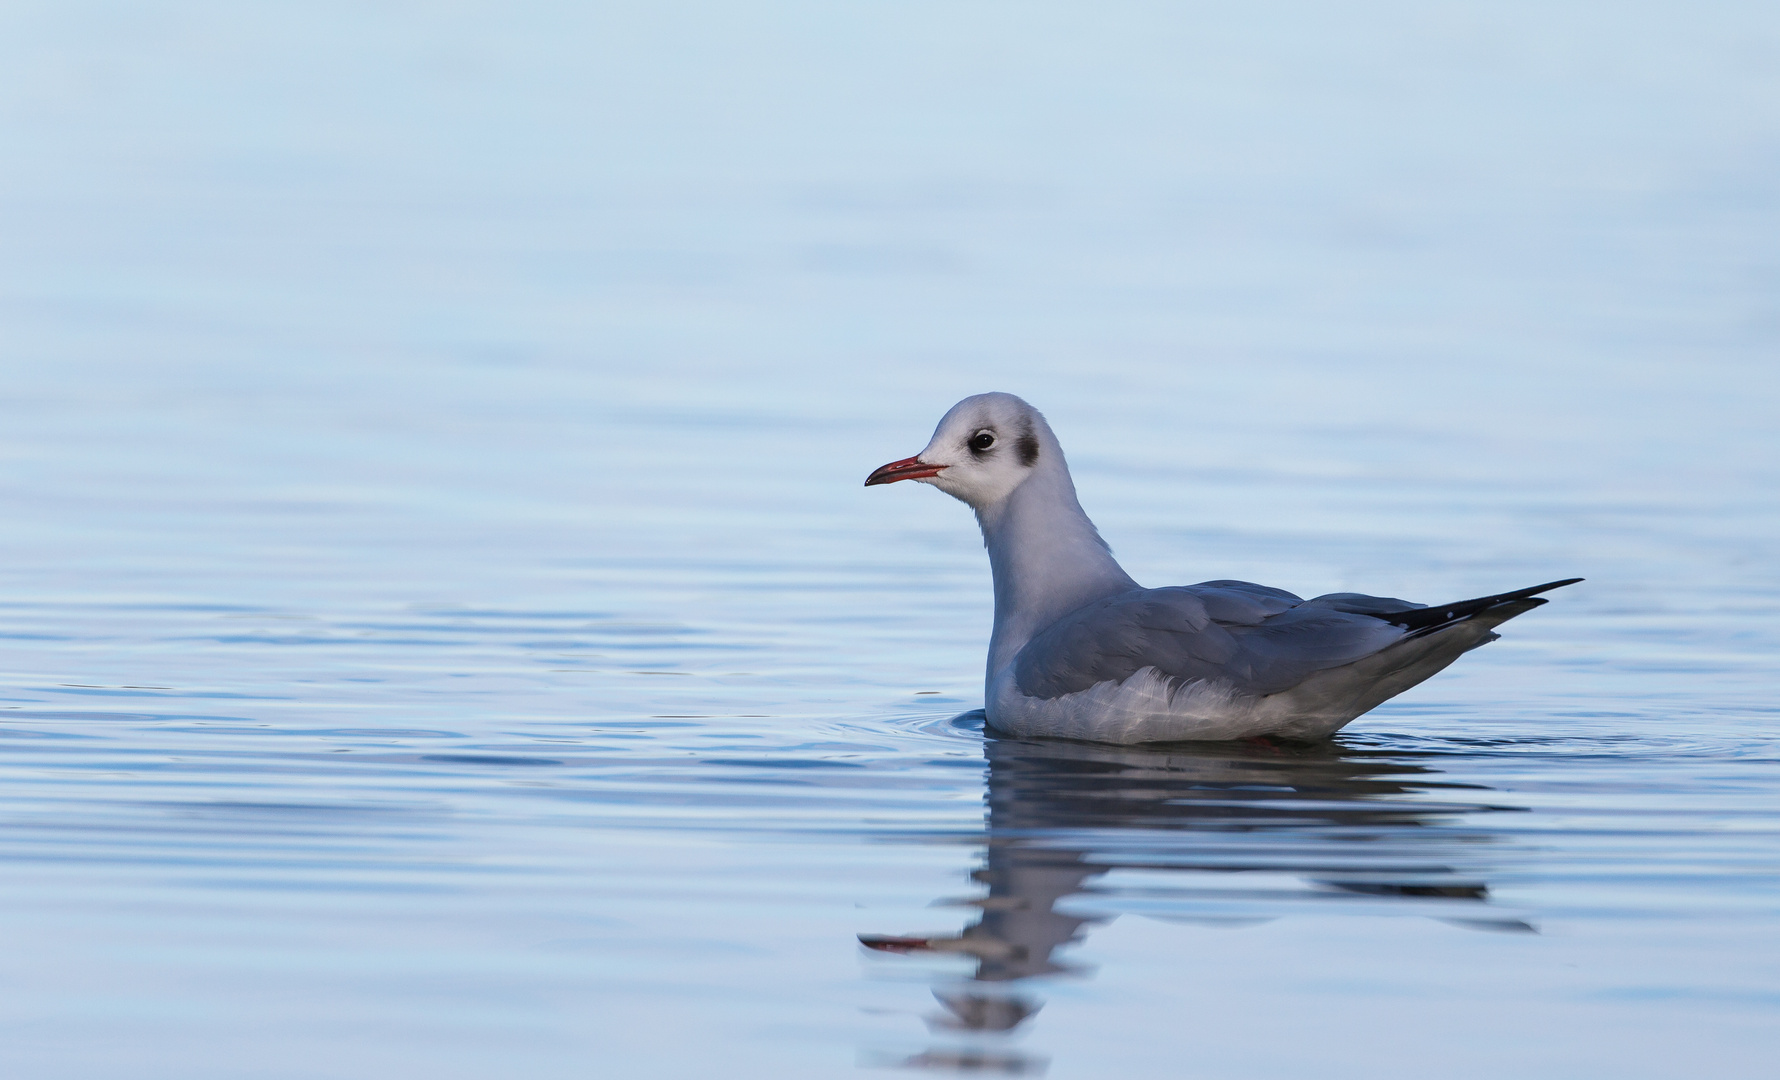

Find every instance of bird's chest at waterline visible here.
[985,663,1345,744]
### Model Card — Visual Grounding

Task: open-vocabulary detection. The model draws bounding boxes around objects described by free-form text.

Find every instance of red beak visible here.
[864,455,947,487]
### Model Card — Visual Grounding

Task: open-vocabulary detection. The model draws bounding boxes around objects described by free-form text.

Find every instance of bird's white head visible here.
[865,392,1048,510]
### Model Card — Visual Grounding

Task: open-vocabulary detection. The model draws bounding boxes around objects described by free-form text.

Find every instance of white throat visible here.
[975,442,1138,692]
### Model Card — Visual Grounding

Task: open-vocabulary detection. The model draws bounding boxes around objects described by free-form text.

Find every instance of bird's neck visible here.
[977,466,1138,684]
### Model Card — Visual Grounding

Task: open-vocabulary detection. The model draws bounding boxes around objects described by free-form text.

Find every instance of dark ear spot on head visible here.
[1016,420,1039,467]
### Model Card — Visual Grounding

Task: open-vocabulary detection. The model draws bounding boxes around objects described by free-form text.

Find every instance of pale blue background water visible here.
[1,2,1777,1077]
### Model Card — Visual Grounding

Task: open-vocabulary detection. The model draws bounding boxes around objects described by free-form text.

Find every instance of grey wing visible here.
[1300,591,1426,617]
[1012,581,1412,699]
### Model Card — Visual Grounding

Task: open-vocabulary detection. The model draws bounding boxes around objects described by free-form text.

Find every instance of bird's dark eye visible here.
[969,431,996,452]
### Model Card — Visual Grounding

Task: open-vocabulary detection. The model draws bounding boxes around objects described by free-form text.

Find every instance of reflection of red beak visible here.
[857,933,935,953]
[864,455,946,487]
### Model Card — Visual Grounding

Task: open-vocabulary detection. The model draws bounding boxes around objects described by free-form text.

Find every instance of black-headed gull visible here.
[866,392,1579,742]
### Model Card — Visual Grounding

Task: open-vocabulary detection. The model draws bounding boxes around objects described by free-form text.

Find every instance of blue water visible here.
[2,3,1778,1076]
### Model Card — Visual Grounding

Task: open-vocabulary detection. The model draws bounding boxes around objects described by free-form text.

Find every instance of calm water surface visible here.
[2,3,1778,1077]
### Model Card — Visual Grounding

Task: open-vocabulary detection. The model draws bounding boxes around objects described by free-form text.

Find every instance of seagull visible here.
[866,392,1580,743]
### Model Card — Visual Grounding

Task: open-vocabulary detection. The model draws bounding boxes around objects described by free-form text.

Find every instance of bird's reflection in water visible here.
[861,718,1528,1073]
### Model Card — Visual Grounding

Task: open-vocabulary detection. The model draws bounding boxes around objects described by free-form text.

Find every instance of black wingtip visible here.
[1374,577,1582,634]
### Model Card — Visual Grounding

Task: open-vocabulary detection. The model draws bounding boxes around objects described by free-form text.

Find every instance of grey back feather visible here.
[1012,581,1418,699]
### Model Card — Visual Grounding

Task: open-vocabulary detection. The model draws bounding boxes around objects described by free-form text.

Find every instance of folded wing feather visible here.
[1011,581,1418,700]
